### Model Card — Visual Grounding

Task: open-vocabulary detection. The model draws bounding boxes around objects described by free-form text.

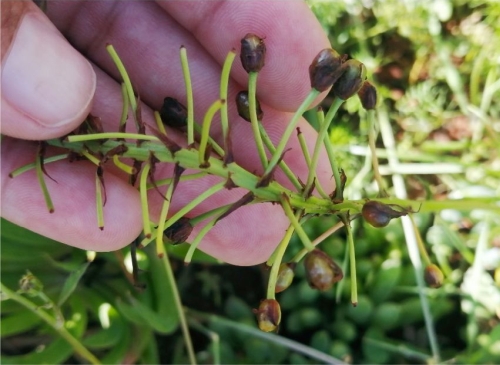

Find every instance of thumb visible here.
[1,2,95,140]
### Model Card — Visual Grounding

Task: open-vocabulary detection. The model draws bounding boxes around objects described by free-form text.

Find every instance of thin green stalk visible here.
[184,217,218,264]
[318,108,343,200]
[192,122,225,157]
[199,100,224,167]
[219,50,236,152]
[180,46,195,146]
[68,133,159,143]
[367,109,385,194]
[95,172,104,230]
[119,82,129,131]
[81,150,100,166]
[1,283,101,365]
[156,180,176,258]
[112,155,135,175]
[264,89,320,176]
[106,45,138,128]
[297,129,330,199]
[154,111,167,136]
[364,337,431,362]
[35,150,54,213]
[9,154,68,178]
[280,196,314,251]
[258,123,302,191]
[266,224,296,299]
[139,161,152,238]
[148,172,207,190]
[291,220,345,263]
[409,214,431,266]
[248,72,268,169]
[342,215,358,306]
[187,318,220,365]
[160,256,196,365]
[304,97,344,193]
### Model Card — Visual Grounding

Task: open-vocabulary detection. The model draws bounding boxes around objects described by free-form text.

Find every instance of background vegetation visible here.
[2,0,499,363]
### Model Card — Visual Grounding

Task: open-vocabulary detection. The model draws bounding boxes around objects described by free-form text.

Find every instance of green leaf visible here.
[0,309,42,337]
[57,262,90,306]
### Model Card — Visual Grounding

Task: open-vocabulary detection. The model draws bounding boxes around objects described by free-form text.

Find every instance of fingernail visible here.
[1,12,95,127]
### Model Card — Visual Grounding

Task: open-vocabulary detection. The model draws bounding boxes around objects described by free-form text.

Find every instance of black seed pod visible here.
[236,90,263,122]
[361,201,409,228]
[304,249,343,291]
[254,299,281,332]
[424,264,444,288]
[240,33,266,73]
[357,80,378,110]
[164,217,193,245]
[332,59,367,100]
[275,263,296,293]
[309,48,343,92]
[159,97,188,129]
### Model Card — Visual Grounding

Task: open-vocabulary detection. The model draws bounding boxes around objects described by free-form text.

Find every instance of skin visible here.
[1,1,333,266]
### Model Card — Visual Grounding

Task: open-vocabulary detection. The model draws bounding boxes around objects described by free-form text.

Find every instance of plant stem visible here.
[1,283,101,365]
[264,89,320,176]
[342,215,358,306]
[139,161,152,238]
[9,154,68,178]
[35,148,54,213]
[159,257,197,365]
[266,224,296,299]
[199,99,224,167]
[219,50,236,154]
[180,46,195,146]
[248,72,268,169]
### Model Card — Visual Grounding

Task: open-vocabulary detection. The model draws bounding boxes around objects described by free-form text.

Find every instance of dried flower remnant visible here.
[304,249,343,291]
[240,33,266,73]
[362,200,411,228]
[236,90,264,122]
[254,299,281,332]
[424,264,444,288]
[332,59,367,100]
[308,48,343,92]
[357,80,378,110]
[160,97,188,130]
[164,217,193,245]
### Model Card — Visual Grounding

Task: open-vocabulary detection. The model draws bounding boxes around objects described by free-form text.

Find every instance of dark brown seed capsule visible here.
[275,263,296,293]
[308,48,343,92]
[160,97,188,129]
[357,80,378,110]
[254,299,281,332]
[236,90,264,122]
[424,264,444,288]
[240,33,266,73]
[164,217,193,245]
[361,201,409,228]
[304,249,343,291]
[332,59,367,100]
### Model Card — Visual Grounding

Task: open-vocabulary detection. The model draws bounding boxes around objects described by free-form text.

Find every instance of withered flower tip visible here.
[332,59,367,100]
[240,33,266,73]
[236,90,264,122]
[254,299,281,332]
[164,217,193,245]
[304,249,343,291]
[308,48,343,92]
[160,97,188,130]
[357,80,377,110]
[424,264,444,288]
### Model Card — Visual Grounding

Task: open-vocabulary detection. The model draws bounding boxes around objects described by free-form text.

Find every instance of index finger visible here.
[158,1,331,112]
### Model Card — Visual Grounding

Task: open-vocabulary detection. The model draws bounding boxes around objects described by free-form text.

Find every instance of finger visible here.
[158,0,331,111]
[46,1,334,188]
[0,1,95,140]
[1,138,143,252]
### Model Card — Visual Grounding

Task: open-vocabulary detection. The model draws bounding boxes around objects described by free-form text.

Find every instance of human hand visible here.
[1,1,333,265]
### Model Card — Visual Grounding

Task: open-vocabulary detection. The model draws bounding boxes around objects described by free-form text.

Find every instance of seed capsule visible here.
[361,201,408,228]
[308,48,343,92]
[236,90,264,122]
[254,299,281,332]
[357,80,377,110]
[163,217,193,245]
[240,33,266,73]
[304,249,343,291]
[159,97,188,129]
[424,264,444,288]
[332,59,367,100]
[275,263,296,293]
